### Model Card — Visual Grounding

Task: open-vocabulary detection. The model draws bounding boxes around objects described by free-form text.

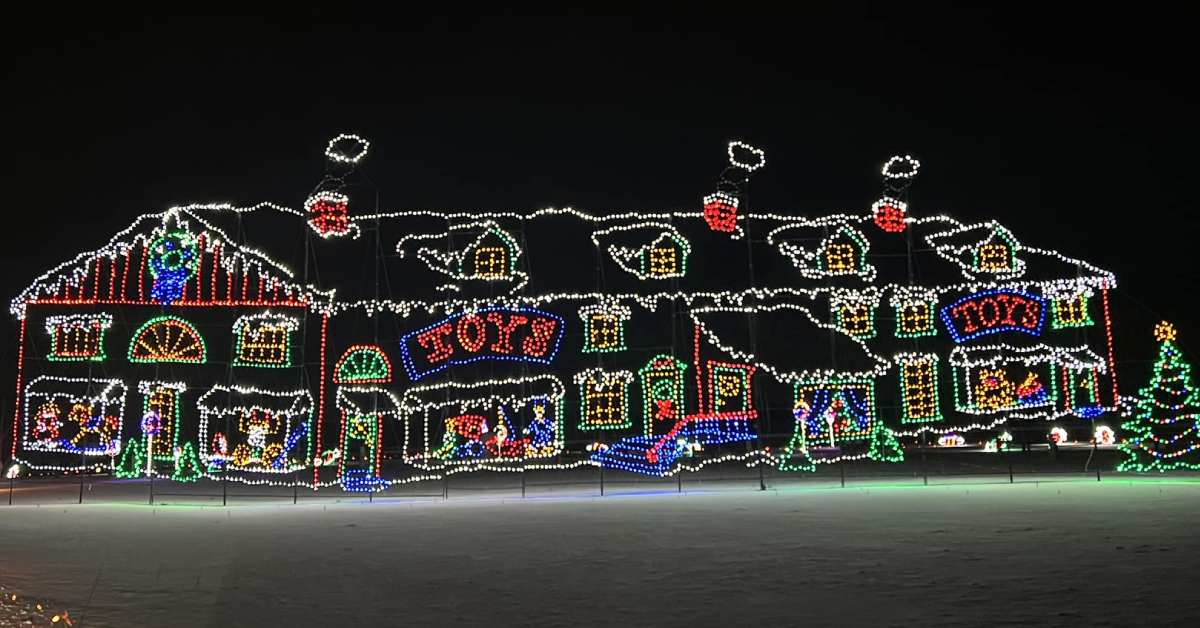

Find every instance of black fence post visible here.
[599,464,605,497]
[442,471,448,500]
[1097,468,1101,482]
[222,471,227,506]
[293,472,298,505]
[78,453,85,504]
[759,459,766,491]
[149,473,154,506]
[1009,463,1014,484]
[521,470,526,499]
[840,464,846,488]
[677,469,683,494]
[7,475,12,505]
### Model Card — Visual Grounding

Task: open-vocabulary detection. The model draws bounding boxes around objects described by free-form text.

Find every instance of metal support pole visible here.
[222,472,227,506]
[840,465,846,488]
[1097,468,1101,482]
[677,470,683,493]
[293,474,298,505]
[1009,463,1014,484]
[600,464,605,497]
[149,473,154,506]
[759,460,766,491]
[442,472,448,500]
[521,471,526,498]
[78,453,85,504]
[7,476,12,505]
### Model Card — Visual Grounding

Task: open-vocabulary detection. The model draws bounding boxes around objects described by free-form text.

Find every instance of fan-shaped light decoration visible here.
[334,345,392,384]
[128,316,207,363]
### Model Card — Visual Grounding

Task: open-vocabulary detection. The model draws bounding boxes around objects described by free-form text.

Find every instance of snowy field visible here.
[2,476,1199,627]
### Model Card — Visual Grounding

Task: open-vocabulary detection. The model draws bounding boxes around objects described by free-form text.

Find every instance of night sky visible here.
[2,5,1197,399]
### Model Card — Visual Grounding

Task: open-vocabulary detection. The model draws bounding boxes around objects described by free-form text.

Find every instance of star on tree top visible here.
[1154,321,1178,343]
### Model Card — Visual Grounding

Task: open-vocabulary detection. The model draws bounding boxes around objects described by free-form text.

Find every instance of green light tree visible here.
[1118,322,1200,472]
[171,442,204,482]
[867,426,904,463]
[114,439,145,478]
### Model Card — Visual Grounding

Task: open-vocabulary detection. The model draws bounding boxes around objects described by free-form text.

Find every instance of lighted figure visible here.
[482,407,528,458]
[211,432,229,461]
[67,403,118,450]
[1016,372,1047,406]
[140,410,162,475]
[976,369,1016,411]
[1049,427,1069,444]
[778,399,817,472]
[523,399,556,457]
[823,398,843,448]
[433,414,489,460]
[1093,425,1116,446]
[31,402,61,442]
[147,230,198,304]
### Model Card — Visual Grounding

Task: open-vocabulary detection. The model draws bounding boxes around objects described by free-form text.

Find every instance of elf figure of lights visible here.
[147,230,198,303]
[1118,322,1200,471]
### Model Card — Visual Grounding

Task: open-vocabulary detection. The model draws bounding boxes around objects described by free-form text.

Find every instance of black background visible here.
[1,4,1197,421]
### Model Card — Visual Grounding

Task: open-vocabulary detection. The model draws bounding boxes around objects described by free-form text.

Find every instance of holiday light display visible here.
[196,385,314,475]
[127,315,207,363]
[579,302,630,353]
[45,313,112,361]
[1117,323,1200,472]
[305,191,353,239]
[147,230,199,303]
[5,138,1125,485]
[137,381,184,461]
[333,345,393,384]
[575,369,634,430]
[896,354,942,423]
[232,312,299,367]
[940,289,1046,343]
[702,141,765,233]
[399,307,564,381]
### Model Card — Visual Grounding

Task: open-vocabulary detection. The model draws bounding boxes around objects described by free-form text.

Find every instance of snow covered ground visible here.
[2,475,1198,627]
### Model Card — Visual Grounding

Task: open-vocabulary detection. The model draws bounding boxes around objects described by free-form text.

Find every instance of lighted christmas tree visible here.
[172,442,203,482]
[1117,322,1200,472]
[114,439,145,478]
[867,426,904,463]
